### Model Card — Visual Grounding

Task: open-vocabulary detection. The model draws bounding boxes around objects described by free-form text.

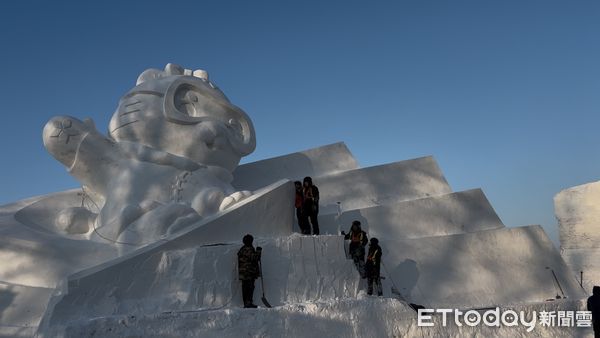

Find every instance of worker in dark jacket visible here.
[365,237,383,296]
[294,181,309,234]
[342,220,368,277]
[588,285,600,337]
[238,234,262,308]
[302,176,320,235]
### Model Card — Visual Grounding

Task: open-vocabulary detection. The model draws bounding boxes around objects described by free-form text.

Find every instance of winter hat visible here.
[243,234,254,246]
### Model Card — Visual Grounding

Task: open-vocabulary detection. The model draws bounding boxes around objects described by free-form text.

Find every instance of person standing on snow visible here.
[342,220,368,277]
[238,234,262,308]
[588,285,600,337]
[365,237,383,296]
[302,176,320,235]
[294,181,309,234]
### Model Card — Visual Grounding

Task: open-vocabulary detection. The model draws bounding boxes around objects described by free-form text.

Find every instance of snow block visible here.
[555,180,600,250]
[319,189,504,237]
[0,281,53,334]
[380,225,585,309]
[313,156,452,214]
[554,181,600,292]
[39,235,359,331]
[232,142,359,191]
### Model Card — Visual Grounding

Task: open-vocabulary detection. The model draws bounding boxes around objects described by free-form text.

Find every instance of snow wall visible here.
[39,235,360,333]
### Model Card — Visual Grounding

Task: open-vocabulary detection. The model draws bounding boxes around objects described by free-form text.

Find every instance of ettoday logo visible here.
[417,308,592,332]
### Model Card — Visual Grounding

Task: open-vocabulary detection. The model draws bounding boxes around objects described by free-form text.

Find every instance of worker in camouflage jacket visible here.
[365,237,383,296]
[238,234,262,308]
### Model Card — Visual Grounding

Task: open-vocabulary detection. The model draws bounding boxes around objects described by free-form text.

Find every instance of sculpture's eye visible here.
[174,88,206,117]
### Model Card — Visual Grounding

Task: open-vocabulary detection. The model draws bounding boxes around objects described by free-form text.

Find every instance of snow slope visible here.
[313,156,452,215]
[232,142,359,191]
[319,188,504,236]
[0,190,117,288]
[379,225,585,309]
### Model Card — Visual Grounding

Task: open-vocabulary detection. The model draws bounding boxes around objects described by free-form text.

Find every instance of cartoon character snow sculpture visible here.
[43,64,255,246]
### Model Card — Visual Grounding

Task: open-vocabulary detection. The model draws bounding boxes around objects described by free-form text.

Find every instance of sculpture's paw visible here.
[43,116,95,168]
[219,190,252,211]
[115,203,201,254]
[55,207,97,235]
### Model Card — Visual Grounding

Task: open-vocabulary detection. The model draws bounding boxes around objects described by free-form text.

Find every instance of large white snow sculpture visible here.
[42,63,256,244]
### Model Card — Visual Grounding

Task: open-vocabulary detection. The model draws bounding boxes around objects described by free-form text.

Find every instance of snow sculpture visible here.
[43,63,256,245]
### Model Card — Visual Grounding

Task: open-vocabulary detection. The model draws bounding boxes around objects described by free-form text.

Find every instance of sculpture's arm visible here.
[43,116,122,197]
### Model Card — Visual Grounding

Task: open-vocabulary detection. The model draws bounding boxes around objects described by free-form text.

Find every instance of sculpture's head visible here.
[108,63,256,172]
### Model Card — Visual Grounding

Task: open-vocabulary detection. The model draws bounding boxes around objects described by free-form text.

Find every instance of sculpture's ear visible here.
[164,63,184,76]
[136,64,207,85]
[82,118,96,129]
[136,68,165,86]
[163,77,256,156]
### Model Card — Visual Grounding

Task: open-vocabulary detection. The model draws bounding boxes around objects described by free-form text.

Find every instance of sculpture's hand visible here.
[219,190,252,211]
[43,116,122,196]
[43,116,95,168]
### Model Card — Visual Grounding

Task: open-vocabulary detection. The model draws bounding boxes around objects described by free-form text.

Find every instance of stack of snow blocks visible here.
[0,142,587,337]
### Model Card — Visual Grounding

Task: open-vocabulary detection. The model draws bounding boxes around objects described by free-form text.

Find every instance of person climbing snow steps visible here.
[365,237,383,296]
[342,220,368,277]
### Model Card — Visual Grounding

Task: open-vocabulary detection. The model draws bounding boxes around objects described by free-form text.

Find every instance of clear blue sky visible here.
[1,1,598,245]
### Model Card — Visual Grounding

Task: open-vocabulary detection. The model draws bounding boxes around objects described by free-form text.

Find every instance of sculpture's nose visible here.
[195,122,218,148]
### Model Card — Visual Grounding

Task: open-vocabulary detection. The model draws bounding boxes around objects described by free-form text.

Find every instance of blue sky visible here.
[0,1,598,244]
